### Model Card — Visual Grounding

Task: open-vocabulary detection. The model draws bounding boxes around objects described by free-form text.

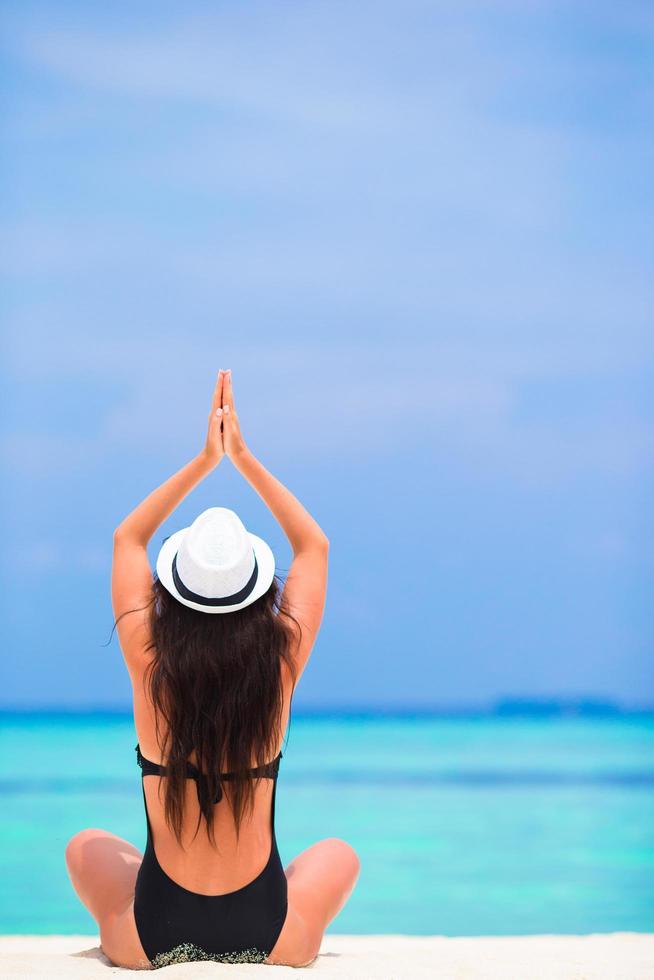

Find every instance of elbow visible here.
[113,525,130,544]
[294,532,329,557]
[314,532,330,553]
[113,524,149,548]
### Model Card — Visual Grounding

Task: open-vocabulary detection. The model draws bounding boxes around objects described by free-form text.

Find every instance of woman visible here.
[65,368,360,969]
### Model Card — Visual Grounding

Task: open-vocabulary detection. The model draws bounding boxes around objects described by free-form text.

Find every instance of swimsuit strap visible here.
[135,743,282,806]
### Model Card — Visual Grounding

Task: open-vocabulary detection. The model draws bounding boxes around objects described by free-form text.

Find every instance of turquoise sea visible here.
[1,711,653,936]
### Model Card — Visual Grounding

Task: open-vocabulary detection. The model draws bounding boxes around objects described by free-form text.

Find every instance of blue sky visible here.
[1,1,652,708]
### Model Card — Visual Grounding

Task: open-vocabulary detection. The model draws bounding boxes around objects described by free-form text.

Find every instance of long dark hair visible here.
[111,562,302,848]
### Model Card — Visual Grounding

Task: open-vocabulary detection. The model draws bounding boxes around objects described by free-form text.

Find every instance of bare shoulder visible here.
[115,592,155,681]
[279,542,329,683]
[112,535,156,677]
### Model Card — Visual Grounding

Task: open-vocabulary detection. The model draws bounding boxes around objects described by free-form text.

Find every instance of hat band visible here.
[171,549,259,607]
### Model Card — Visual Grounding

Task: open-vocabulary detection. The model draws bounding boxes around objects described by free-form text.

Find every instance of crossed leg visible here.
[265,837,361,967]
[65,831,360,970]
[64,829,151,970]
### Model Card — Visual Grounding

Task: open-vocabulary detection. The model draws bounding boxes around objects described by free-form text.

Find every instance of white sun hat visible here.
[155,507,276,614]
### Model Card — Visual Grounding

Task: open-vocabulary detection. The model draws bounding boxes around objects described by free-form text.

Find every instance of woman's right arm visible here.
[221,370,329,679]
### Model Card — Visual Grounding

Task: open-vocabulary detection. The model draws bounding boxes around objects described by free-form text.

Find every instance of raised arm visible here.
[111,372,226,670]
[221,371,329,682]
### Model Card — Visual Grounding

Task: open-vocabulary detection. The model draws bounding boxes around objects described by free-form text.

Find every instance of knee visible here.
[65,828,101,871]
[323,837,361,879]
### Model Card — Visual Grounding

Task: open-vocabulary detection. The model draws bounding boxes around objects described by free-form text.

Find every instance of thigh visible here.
[65,828,141,924]
[266,837,361,967]
[65,828,151,969]
[101,899,152,970]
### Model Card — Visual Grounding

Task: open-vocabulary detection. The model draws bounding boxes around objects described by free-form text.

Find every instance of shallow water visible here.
[1,712,653,935]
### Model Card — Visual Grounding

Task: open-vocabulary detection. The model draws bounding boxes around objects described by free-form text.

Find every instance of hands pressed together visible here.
[204,368,248,465]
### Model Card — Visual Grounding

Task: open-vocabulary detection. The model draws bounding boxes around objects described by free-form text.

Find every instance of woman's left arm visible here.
[112,371,226,668]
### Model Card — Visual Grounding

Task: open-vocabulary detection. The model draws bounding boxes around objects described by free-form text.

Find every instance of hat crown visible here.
[175,507,255,600]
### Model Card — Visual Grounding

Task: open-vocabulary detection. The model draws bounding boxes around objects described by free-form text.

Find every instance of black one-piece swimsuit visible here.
[133,743,288,968]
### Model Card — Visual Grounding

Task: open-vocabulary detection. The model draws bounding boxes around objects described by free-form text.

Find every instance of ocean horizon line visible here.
[1,697,653,719]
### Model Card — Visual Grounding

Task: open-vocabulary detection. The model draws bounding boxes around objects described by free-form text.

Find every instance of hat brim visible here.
[155,527,276,614]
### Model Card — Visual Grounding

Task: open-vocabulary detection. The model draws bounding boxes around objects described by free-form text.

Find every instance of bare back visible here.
[130,651,296,896]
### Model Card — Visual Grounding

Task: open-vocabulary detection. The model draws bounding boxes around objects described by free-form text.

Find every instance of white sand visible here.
[1,934,653,979]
